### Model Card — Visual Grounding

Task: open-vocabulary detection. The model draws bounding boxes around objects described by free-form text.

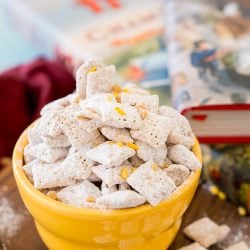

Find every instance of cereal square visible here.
[224,241,249,250]
[177,242,207,250]
[57,180,101,208]
[130,113,174,147]
[96,190,146,209]
[100,126,133,143]
[183,217,231,248]
[127,161,176,206]
[86,142,135,167]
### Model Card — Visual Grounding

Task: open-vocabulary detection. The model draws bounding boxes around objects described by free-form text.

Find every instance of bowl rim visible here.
[12,125,202,218]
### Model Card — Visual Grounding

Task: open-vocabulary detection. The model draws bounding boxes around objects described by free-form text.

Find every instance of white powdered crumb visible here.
[0,198,24,239]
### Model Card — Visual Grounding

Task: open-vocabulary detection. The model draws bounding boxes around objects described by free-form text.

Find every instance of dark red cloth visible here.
[0,58,75,160]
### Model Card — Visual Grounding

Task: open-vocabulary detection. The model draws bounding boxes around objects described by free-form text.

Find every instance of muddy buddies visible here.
[23,59,201,210]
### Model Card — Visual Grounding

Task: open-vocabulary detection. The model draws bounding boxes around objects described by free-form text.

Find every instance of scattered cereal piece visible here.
[86,142,135,167]
[165,164,190,187]
[168,144,201,170]
[177,242,207,250]
[238,206,247,216]
[127,161,176,206]
[183,217,231,248]
[224,241,249,250]
[57,180,101,208]
[121,93,159,113]
[130,113,174,147]
[100,126,133,143]
[96,190,146,209]
[136,140,167,166]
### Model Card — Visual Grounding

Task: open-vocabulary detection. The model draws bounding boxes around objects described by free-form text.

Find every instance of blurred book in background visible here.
[165,0,250,143]
[3,0,170,105]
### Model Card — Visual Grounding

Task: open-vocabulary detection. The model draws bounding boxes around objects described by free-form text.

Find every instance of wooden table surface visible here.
[0,166,249,250]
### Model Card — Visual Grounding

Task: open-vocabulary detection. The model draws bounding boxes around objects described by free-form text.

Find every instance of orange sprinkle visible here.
[117,142,124,147]
[87,66,97,73]
[114,106,126,115]
[126,142,139,150]
[151,163,159,171]
[120,167,130,180]
[111,84,122,93]
[86,196,96,203]
[47,191,57,200]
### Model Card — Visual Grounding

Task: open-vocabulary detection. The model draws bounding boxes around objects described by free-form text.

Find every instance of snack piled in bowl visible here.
[23,59,201,210]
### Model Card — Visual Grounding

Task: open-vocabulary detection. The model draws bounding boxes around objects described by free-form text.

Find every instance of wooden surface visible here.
[0,166,249,250]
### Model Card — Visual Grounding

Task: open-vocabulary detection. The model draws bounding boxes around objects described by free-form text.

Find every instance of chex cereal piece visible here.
[164,164,190,186]
[168,131,195,149]
[42,134,71,148]
[57,106,101,147]
[76,58,104,99]
[23,159,40,182]
[136,140,167,166]
[60,146,94,180]
[88,173,101,182]
[168,144,201,170]
[159,106,194,147]
[100,126,133,143]
[101,103,143,129]
[35,111,63,137]
[57,180,101,208]
[177,242,207,250]
[32,160,76,189]
[79,93,116,119]
[130,113,174,147]
[121,93,159,113]
[118,182,131,191]
[92,164,133,187]
[86,142,135,167]
[40,94,73,116]
[123,83,150,95]
[183,217,231,248]
[129,155,144,167]
[24,144,36,163]
[28,126,42,145]
[85,134,106,149]
[224,241,249,250]
[127,161,176,206]
[26,143,68,164]
[96,190,146,209]
[86,65,116,98]
[101,182,118,195]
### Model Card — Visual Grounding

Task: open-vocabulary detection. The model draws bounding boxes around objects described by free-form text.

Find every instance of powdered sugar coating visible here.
[100,126,133,143]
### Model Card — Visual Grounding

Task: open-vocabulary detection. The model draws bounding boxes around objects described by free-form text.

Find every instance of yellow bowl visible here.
[12,127,202,250]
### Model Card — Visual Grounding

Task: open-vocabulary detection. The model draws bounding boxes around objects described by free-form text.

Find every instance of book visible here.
[165,0,250,143]
[3,0,171,105]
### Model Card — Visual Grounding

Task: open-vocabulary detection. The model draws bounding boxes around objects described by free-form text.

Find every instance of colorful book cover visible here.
[3,0,170,105]
[164,0,250,142]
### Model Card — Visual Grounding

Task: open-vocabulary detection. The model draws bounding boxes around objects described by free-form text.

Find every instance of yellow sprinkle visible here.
[218,191,226,200]
[117,142,124,147]
[113,92,121,103]
[209,186,219,195]
[151,163,159,171]
[114,106,126,116]
[238,206,247,216]
[122,88,130,93]
[126,142,139,150]
[47,191,57,200]
[106,95,114,102]
[120,167,130,180]
[131,167,137,173]
[111,84,122,93]
[86,196,96,203]
[87,66,97,73]
[161,162,170,168]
